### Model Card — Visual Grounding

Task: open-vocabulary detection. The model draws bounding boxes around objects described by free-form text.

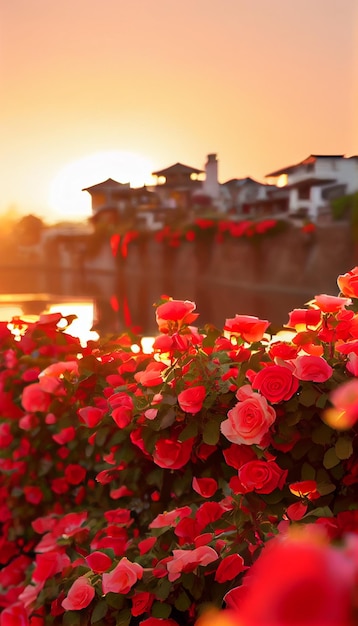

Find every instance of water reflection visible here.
[0,266,314,344]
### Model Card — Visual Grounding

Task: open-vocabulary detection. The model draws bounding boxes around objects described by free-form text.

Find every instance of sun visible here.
[48,150,155,222]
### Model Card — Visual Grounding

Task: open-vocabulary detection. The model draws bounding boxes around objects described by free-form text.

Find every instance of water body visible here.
[0,266,314,341]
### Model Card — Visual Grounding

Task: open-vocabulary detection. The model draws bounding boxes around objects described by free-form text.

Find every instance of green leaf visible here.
[301,462,316,481]
[179,420,198,441]
[105,593,125,609]
[299,388,317,407]
[306,505,333,518]
[152,602,172,618]
[323,447,340,469]
[174,591,192,612]
[203,418,221,445]
[155,577,172,601]
[329,462,345,481]
[95,427,109,447]
[91,600,108,624]
[316,481,336,496]
[116,609,131,626]
[316,393,328,409]
[291,439,313,460]
[312,423,333,445]
[335,436,353,460]
[63,612,81,626]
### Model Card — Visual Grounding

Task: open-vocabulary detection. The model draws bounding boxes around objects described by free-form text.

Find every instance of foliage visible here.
[331,192,358,242]
[1,269,358,624]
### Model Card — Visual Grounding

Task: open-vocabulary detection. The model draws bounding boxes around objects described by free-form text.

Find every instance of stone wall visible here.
[120,222,354,330]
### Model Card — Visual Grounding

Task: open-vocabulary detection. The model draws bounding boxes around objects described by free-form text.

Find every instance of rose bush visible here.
[0,270,357,625]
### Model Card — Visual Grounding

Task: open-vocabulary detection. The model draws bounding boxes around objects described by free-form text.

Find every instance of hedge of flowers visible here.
[1,267,358,625]
[111,218,287,258]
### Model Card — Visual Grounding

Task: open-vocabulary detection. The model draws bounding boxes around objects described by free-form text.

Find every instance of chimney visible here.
[203,153,219,199]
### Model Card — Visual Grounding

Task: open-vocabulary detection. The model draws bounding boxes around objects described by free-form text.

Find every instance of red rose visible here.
[237,459,287,494]
[64,464,86,485]
[223,444,256,469]
[221,391,276,446]
[153,437,194,469]
[287,308,321,328]
[178,385,206,414]
[228,528,355,626]
[192,477,218,498]
[21,383,52,413]
[78,406,105,428]
[252,365,299,403]
[131,591,154,617]
[268,341,298,360]
[224,314,270,342]
[155,299,198,333]
[214,553,247,582]
[85,551,112,573]
[0,604,29,625]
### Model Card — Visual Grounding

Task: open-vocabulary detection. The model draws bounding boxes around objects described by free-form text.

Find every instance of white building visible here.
[221,177,288,216]
[266,154,358,221]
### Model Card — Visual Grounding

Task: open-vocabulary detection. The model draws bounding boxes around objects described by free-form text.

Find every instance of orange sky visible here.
[1,0,357,222]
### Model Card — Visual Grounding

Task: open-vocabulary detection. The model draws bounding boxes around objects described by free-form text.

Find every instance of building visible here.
[222,177,288,216]
[266,155,358,221]
[82,178,162,229]
[83,154,227,226]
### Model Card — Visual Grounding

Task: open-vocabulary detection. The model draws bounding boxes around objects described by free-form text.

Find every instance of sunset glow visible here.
[48,151,155,221]
[1,1,357,222]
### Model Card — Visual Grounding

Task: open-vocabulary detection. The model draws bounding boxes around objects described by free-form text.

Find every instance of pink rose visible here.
[224,314,270,342]
[39,360,79,379]
[102,558,143,594]
[323,378,358,429]
[166,546,218,581]
[134,362,166,387]
[62,576,95,611]
[149,506,192,529]
[293,355,333,382]
[252,365,299,403]
[221,391,276,446]
[178,385,206,414]
[313,294,352,313]
[236,459,287,494]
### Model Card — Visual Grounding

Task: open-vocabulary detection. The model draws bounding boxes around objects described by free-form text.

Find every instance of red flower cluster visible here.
[0,269,357,624]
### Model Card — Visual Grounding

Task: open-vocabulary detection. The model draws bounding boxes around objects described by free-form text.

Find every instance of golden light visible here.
[276,174,288,188]
[48,302,99,346]
[48,150,155,221]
